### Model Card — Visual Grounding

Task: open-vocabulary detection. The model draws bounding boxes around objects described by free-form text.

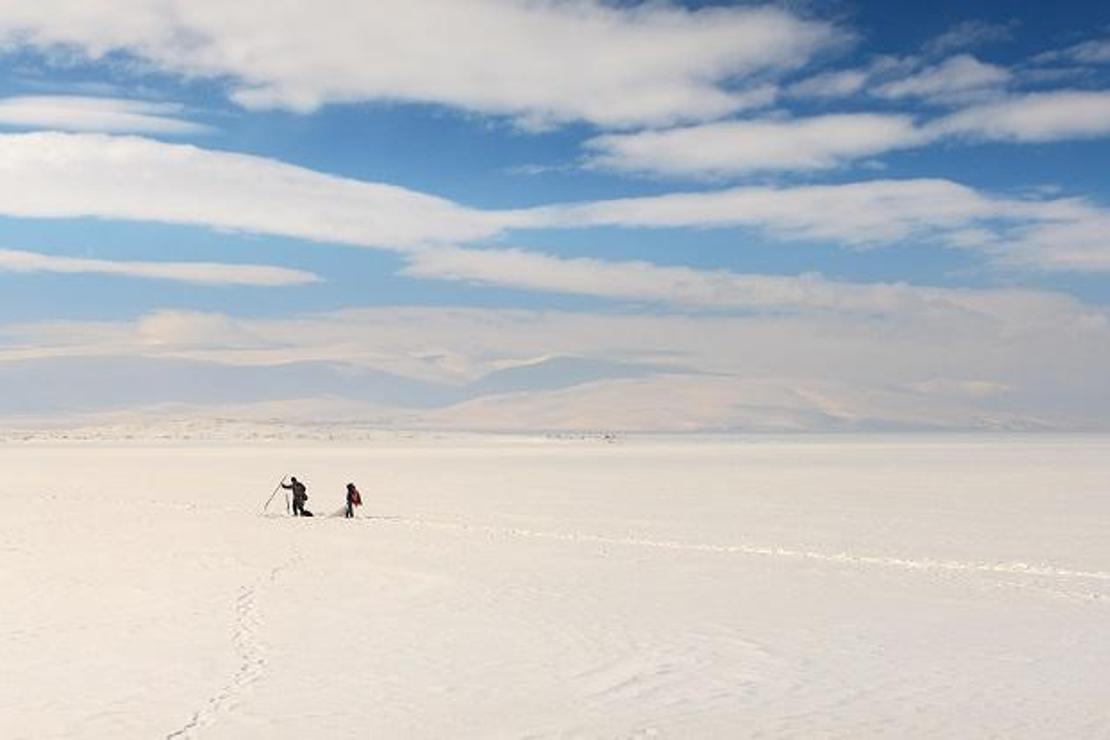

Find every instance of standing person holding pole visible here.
[282,476,309,516]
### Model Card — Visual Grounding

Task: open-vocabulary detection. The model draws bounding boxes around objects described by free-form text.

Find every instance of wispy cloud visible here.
[1033,35,1110,65]
[1064,38,1110,65]
[1,132,1108,273]
[584,114,924,176]
[787,52,1011,105]
[0,95,207,135]
[587,90,1110,178]
[0,131,504,250]
[517,178,1110,272]
[872,54,1010,104]
[786,69,870,99]
[0,248,320,286]
[923,20,1017,56]
[401,245,1055,315]
[0,0,844,129]
[519,178,1082,245]
[927,90,1110,142]
[996,213,1110,271]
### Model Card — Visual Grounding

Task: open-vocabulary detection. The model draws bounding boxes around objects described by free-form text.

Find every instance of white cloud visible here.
[786,69,869,98]
[923,21,1016,56]
[1000,213,1110,271]
[1035,37,1110,65]
[1,132,1107,273]
[407,246,876,312]
[584,114,924,176]
[516,180,1110,271]
[787,55,917,101]
[0,0,843,129]
[0,248,320,286]
[401,245,1075,316]
[133,311,254,347]
[1067,39,1110,64]
[0,96,207,135]
[787,52,1012,105]
[519,179,1035,245]
[0,131,504,249]
[3,131,994,252]
[585,89,1110,178]
[873,54,1010,103]
[929,90,1110,142]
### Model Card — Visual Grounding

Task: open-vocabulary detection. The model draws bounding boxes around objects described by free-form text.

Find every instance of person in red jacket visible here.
[345,482,362,519]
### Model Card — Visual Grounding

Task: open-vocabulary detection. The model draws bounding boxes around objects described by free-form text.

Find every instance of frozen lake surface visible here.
[2,434,1108,738]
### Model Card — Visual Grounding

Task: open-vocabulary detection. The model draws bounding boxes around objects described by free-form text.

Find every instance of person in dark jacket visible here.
[345,482,362,519]
[282,476,308,516]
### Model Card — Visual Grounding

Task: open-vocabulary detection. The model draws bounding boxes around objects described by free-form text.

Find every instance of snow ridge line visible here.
[165,545,301,739]
[388,517,1110,583]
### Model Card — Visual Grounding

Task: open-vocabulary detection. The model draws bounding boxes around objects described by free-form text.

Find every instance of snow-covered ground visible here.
[2,434,1108,738]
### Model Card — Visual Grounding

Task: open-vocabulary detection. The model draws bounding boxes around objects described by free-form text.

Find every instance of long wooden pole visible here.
[261,475,287,514]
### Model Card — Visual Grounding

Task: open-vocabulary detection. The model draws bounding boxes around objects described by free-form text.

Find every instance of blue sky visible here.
[0,1,1108,430]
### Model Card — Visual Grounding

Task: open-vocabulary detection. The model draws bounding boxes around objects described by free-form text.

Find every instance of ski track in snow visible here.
[379,517,1110,601]
[38,492,1110,593]
[164,540,302,739]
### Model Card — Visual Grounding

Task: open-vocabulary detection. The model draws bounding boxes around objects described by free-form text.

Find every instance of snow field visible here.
[1,435,1108,738]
